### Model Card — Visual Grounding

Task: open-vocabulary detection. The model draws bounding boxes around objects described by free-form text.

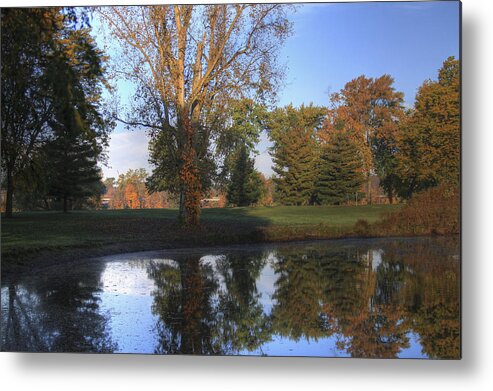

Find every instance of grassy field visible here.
[1,205,400,271]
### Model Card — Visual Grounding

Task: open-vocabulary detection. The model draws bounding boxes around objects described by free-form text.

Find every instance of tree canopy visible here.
[1,8,112,215]
[99,4,292,225]
[267,104,326,206]
[395,57,460,198]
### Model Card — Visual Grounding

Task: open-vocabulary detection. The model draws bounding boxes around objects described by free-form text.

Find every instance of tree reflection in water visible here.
[147,252,271,355]
[148,257,220,354]
[1,262,116,352]
[147,237,459,358]
[1,237,459,357]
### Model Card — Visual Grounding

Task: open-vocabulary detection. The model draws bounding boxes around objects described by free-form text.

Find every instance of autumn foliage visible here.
[373,184,460,236]
[103,169,174,210]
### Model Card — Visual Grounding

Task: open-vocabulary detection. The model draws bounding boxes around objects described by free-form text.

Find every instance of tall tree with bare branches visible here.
[98,4,292,225]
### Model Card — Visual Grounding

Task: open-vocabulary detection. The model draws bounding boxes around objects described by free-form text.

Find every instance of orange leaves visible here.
[103,170,172,209]
[320,75,405,182]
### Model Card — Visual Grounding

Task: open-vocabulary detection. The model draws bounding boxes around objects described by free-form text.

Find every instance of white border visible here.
[2,1,493,390]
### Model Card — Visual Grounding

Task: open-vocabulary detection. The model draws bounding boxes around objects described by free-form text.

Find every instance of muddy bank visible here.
[1,230,459,279]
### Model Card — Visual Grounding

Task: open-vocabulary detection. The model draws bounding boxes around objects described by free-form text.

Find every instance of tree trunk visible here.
[388,187,394,205]
[367,175,372,205]
[178,115,202,227]
[178,187,186,223]
[179,258,204,354]
[63,195,68,213]
[4,168,14,218]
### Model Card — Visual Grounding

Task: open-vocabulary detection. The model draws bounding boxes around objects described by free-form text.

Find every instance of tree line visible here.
[1,5,459,224]
[267,57,459,206]
[101,166,274,210]
[102,169,173,210]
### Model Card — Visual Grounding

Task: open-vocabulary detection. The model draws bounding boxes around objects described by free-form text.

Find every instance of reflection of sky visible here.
[97,260,174,354]
[2,236,458,357]
[398,332,428,359]
[241,334,351,358]
[256,257,277,314]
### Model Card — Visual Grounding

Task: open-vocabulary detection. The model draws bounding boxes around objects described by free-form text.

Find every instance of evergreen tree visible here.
[43,24,112,212]
[315,133,364,205]
[323,75,405,204]
[267,104,326,206]
[44,133,103,212]
[244,170,265,207]
[227,146,264,206]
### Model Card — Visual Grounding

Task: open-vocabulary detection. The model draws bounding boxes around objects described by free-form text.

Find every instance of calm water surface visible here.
[1,236,460,358]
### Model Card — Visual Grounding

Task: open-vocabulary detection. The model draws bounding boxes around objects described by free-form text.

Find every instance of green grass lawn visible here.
[1,205,400,266]
[232,204,399,226]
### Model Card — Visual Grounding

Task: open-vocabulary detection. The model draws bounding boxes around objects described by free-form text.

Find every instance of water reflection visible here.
[1,262,116,352]
[1,237,460,358]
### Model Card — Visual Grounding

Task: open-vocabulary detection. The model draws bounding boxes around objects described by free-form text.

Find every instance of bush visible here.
[374,184,459,236]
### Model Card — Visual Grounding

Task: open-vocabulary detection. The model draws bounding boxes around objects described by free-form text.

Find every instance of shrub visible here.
[374,184,459,236]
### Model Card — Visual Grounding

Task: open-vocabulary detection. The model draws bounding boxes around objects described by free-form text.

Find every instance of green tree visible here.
[227,146,265,206]
[267,104,326,205]
[216,98,269,183]
[1,8,61,217]
[42,23,112,212]
[323,75,405,203]
[315,133,364,205]
[1,8,111,215]
[44,135,104,212]
[395,57,460,198]
[99,5,292,226]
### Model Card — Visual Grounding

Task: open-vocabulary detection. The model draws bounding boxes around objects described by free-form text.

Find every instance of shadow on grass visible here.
[0,208,274,276]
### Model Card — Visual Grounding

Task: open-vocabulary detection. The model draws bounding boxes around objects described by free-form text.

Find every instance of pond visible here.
[1,236,460,358]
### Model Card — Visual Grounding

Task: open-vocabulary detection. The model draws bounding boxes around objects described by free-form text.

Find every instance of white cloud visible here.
[101,129,152,179]
[101,128,276,180]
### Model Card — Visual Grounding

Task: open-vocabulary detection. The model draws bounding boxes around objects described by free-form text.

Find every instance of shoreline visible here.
[1,231,459,279]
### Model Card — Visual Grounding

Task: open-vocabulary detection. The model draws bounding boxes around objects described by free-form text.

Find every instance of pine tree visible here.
[43,25,112,212]
[227,146,264,206]
[272,126,318,205]
[315,133,364,205]
[268,104,326,206]
[45,133,103,212]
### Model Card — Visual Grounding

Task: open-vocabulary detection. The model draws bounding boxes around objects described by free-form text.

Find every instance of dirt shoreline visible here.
[1,232,458,279]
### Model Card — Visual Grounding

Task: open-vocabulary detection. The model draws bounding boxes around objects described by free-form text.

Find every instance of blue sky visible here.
[278,1,460,107]
[100,1,460,179]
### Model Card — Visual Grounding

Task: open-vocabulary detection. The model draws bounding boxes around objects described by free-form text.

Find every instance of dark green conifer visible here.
[268,104,325,206]
[316,133,364,205]
[227,145,264,206]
